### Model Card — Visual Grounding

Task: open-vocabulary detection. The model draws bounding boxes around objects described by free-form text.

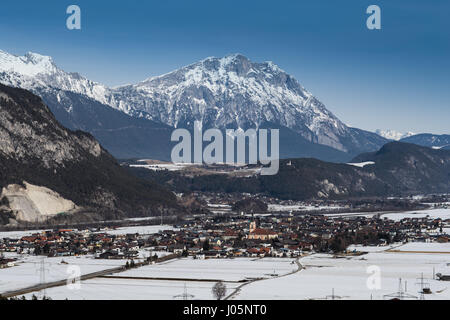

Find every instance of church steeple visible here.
[249,221,256,233]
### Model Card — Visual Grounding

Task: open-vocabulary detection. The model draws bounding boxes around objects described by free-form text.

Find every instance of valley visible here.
[0,44,448,303]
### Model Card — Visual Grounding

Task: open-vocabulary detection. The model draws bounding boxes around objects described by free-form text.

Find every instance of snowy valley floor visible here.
[234,243,450,300]
[9,242,449,300]
[21,257,297,300]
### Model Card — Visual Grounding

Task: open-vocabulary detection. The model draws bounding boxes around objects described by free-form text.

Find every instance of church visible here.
[247,221,278,241]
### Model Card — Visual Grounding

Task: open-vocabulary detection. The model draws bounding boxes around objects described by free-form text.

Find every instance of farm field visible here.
[93,224,177,235]
[0,254,127,294]
[3,243,449,300]
[381,208,450,221]
[324,207,450,221]
[118,257,297,281]
[23,278,241,300]
[20,257,297,300]
[234,243,450,300]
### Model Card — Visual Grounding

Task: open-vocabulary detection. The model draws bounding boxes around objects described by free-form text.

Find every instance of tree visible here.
[34,245,42,256]
[212,281,227,300]
[330,236,346,253]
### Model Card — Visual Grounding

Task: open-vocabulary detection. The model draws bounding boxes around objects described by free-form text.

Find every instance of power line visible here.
[173,283,195,300]
[415,273,430,300]
[383,278,417,300]
[326,288,342,300]
[34,257,50,300]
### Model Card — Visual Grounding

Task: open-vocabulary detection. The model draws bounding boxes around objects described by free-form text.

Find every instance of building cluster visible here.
[1,210,448,265]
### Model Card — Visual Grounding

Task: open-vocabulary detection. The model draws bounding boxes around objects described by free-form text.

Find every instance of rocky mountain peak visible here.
[0,49,388,156]
[0,50,57,77]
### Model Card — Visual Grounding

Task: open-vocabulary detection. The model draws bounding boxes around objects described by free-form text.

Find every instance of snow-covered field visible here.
[23,278,241,300]
[0,254,127,294]
[7,245,450,300]
[347,244,399,253]
[0,224,176,239]
[119,257,297,282]
[324,207,450,221]
[22,257,296,300]
[0,229,47,239]
[234,244,450,300]
[391,242,450,253]
[268,204,344,212]
[381,208,450,221]
[95,225,176,235]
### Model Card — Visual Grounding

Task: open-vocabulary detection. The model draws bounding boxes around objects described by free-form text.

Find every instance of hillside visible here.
[400,133,450,150]
[0,84,179,225]
[131,142,450,200]
[38,88,174,160]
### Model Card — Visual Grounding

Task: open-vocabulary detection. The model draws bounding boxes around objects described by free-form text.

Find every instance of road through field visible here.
[225,257,304,300]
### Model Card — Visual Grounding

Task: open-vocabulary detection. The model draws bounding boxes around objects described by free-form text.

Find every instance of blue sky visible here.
[0,0,449,134]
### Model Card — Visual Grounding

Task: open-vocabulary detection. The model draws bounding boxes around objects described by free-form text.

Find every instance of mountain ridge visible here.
[400,133,450,150]
[133,142,450,200]
[0,50,388,159]
[110,54,388,155]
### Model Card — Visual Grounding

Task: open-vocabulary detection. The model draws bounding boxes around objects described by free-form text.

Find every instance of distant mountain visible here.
[0,84,179,226]
[0,50,112,105]
[0,50,388,160]
[0,50,177,160]
[375,129,415,141]
[37,88,174,160]
[136,142,450,200]
[351,142,450,193]
[400,133,450,150]
[111,54,388,155]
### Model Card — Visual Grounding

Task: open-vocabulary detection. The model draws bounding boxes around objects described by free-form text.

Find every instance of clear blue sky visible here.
[0,0,449,134]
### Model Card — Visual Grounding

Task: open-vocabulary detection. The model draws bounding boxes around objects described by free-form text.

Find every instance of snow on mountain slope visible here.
[110,54,386,153]
[375,129,415,141]
[0,50,387,155]
[0,50,113,107]
[400,133,450,149]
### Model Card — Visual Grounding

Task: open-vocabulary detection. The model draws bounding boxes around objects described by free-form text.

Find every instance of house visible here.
[0,258,16,268]
[168,244,186,254]
[248,224,278,241]
[97,251,119,259]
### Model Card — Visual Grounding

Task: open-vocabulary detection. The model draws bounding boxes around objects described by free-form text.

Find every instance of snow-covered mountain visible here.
[375,129,415,141]
[0,50,387,158]
[110,54,387,154]
[0,50,175,160]
[0,50,112,106]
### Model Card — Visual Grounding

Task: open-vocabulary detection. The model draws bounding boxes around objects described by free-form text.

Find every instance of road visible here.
[1,265,125,298]
[224,256,304,300]
[1,254,180,299]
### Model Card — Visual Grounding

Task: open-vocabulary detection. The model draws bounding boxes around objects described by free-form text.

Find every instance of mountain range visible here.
[399,134,450,150]
[0,50,389,162]
[0,82,449,227]
[375,129,415,141]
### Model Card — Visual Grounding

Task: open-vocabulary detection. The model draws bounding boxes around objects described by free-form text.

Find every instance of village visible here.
[0,193,449,300]
[1,202,449,267]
